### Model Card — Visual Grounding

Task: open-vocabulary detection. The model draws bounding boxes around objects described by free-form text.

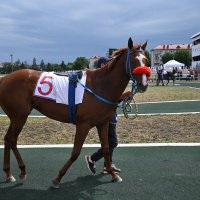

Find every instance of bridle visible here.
[126,48,143,94]
[126,48,144,81]
[120,47,151,118]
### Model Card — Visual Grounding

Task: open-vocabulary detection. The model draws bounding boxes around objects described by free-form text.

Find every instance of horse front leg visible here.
[97,123,122,183]
[52,123,90,188]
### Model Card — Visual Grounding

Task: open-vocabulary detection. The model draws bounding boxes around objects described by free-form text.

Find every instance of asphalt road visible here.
[0,100,199,117]
[0,146,200,200]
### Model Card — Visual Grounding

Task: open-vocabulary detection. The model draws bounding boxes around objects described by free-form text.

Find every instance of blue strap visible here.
[77,79,118,105]
[68,73,77,124]
[126,48,144,93]
[126,48,137,82]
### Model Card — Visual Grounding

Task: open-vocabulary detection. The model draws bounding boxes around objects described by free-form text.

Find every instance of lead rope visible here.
[121,95,138,119]
[121,81,139,119]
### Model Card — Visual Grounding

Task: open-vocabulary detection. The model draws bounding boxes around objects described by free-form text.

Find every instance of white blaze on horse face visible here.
[136,53,146,66]
[142,74,148,86]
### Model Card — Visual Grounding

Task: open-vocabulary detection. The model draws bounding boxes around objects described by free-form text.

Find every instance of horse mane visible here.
[111,43,141,58]
[111,48,127,58]
[89,44,141,77]
[107,44,141,69]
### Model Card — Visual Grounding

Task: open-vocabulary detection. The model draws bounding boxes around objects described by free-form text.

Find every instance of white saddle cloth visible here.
[34,71,86,105]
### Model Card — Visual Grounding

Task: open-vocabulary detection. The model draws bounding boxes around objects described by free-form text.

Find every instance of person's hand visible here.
[119,91,133,101]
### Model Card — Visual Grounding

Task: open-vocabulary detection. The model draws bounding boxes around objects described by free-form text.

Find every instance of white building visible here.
[191,32,200,68]
[89,55,100,69]
[151,44,192,68]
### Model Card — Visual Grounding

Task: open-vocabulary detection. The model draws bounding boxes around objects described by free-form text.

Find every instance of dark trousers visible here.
[156,74,164,86]
[91,123,118,163]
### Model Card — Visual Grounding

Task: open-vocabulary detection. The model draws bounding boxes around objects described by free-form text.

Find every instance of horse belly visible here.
[33,97,69,123]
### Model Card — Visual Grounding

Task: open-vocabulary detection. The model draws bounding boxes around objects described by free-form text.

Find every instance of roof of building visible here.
[191,32,200,39]
[151,44,192,51]
[89,55,100,59]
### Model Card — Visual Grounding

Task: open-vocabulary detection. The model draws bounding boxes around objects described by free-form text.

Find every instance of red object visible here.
[133,66,151,77]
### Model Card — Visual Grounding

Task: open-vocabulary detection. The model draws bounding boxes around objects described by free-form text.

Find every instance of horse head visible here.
[127,37,151,93]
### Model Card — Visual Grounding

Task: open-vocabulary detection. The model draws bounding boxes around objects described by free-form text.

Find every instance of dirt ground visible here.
[0,84,200,145]
[0,114,199,145]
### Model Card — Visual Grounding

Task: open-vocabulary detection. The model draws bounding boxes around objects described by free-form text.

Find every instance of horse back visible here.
[0,69,116,125]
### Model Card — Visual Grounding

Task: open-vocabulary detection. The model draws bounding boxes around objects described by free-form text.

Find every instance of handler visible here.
[85,57,133,174]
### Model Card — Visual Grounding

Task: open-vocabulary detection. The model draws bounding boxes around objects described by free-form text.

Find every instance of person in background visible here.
[156,66,164,86]
[85,57,133,174]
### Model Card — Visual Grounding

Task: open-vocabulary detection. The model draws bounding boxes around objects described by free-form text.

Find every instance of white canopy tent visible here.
[163,60,185,72]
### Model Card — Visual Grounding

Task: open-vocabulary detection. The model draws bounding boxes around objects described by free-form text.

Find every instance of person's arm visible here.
[119,91,134,102]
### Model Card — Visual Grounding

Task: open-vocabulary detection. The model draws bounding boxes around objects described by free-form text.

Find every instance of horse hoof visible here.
[19,174,27,183]
[112,175,123,183]
[52,179,60,189]
[6,175,16,183]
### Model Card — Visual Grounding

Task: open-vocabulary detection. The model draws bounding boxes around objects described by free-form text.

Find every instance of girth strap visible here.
[68,71,83,124]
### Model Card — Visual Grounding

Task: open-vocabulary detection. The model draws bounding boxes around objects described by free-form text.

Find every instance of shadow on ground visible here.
[0,174,109,200]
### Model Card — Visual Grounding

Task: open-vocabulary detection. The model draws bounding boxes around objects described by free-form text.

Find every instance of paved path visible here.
[122,100,200,116]
[177,81,200,89]
[0,146,200,200]
[0,100,199,117]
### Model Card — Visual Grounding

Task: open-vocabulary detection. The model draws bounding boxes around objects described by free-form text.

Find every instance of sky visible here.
[0,0,200,64]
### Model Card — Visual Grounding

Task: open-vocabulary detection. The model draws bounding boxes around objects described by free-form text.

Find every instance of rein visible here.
[77,48,140,107]
[78,48,143,106]
[57,48,150,118]
[78,78,138,118]
[77,80,118,105]
[79,50,138,118]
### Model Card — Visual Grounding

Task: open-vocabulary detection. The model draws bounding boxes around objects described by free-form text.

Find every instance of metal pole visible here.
[10,54,13,72]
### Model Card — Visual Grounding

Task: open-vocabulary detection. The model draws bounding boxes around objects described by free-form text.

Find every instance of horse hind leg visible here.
[3,117,28,183]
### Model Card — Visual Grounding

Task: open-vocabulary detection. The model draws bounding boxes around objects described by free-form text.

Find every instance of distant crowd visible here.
[150,66,200,82]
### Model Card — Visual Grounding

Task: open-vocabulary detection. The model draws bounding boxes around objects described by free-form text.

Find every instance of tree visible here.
[1,62,12,74]
[32,57,38,70]
[144,50,151,67]
[161,52,174,64]
[60,60,67,71]
[40,59,45,71]
[15,59,21,66]
[53,64,62,72]
[174,50,192,68]
[66,62,74,71]
[73,57,89,70]
[46,63,53,71]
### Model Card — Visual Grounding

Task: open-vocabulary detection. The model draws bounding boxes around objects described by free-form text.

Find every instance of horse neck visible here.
[92,53,129,102]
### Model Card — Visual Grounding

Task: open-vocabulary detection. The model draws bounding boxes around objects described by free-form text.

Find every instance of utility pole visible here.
[10,54,13,72]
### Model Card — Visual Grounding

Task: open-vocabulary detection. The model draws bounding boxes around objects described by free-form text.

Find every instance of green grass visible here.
[127,84,200,103]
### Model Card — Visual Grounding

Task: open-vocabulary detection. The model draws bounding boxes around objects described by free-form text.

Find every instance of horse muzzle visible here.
[133,66,151,93]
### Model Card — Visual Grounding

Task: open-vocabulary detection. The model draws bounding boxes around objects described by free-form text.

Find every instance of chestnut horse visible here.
[0,38,150,188]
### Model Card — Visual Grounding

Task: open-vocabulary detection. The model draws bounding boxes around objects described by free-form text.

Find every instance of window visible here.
[193,39,200,46]
[192,55,200,61]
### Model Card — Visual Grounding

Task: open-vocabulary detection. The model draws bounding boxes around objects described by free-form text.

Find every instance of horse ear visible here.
[128,37,133,49]
[141,40,148,50]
